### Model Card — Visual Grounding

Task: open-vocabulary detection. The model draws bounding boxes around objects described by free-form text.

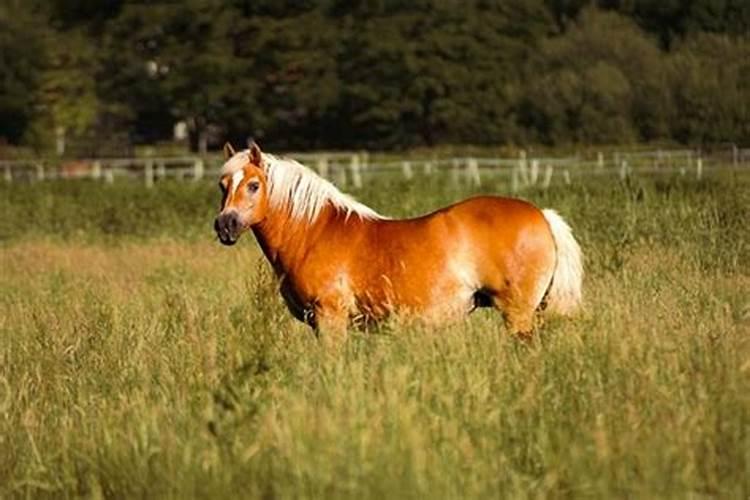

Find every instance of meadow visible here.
[1,167,749,499]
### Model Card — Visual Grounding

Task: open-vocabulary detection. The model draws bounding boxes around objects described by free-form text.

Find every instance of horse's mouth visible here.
[218,234,239,246]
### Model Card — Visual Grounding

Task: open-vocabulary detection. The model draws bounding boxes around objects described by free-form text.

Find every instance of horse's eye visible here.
[218,182,227,193]
[248,181,260,193]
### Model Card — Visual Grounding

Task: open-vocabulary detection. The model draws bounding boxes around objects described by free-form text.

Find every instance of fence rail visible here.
[1,147,747,193]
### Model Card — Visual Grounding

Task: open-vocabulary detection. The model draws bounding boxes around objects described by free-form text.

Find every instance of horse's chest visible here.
[279,271,356,323]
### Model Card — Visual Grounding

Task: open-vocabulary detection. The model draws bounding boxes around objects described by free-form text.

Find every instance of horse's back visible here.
[361,195,553,263]
[355,196,555,308]
[435,196,553,252]
[439,195,546,228]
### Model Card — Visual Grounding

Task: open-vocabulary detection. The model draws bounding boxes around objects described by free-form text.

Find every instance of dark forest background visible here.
[1,0,749,153]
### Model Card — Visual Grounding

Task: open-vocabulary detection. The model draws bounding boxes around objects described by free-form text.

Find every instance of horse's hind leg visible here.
[490,270,551,341]
[496,296,537,340]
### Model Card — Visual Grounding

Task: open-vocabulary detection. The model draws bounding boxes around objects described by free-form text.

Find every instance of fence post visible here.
[454,159,465,186]
[597,152,604,170]
[3,165,11,183]
[518,150,528,186]
[542,165,553,189]
[145,160,154,188]
[36,162,45,181]
[193,158,204,180]
[563,169,571,185]
[400,160,412,180]
[467,158,480,186]
[619,160,629,181]
[423,160,434,175]
[156,160,166,179]
[104,164,114,184]
[530,159,539,185]
[350,155,362,188]
[335,164,347,186]
[696,157,703,181]
[317,157,329,178]
[511,166,519,193]
[91,160,102,180]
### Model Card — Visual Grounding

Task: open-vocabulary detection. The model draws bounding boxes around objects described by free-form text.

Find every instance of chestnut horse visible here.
[214,143,583,342]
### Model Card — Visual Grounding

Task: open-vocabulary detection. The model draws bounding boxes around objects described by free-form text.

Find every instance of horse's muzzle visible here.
[214,211,242,246]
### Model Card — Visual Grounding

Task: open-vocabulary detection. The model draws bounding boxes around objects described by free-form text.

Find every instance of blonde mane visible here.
[221,150,383,223]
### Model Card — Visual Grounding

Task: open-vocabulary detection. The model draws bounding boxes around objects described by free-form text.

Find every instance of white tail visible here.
[542,209,584,315]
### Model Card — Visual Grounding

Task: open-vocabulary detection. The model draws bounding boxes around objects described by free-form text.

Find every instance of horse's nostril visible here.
[215,213,242,242]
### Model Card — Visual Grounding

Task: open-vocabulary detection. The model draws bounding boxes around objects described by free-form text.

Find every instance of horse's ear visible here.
[223,142,236,160]
[248,141,262,166]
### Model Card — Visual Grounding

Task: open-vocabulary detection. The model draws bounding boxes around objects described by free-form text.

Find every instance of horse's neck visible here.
[251,204,334,276]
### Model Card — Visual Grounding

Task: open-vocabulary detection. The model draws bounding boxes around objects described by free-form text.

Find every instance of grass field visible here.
[1,169,749,498]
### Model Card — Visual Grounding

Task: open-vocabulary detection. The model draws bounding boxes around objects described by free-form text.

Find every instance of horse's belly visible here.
[422,279,477,320]
[354,273,476,322]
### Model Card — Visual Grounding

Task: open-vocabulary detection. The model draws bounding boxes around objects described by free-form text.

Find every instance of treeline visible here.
[1,0,749,153]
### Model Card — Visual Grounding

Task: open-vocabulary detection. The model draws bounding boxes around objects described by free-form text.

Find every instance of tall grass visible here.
[1,170,748,498]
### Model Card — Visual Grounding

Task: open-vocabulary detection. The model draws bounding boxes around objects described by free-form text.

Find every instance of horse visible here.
[214,142,583,344]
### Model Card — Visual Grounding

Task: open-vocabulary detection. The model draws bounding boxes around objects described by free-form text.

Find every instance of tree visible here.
[336,0,553,147]
[27,29,101,153]
[519,8,669,144]
[600,0,750,47]
[667,33,750,144]
[231,7,341,149]
[0,2,46,146]
[2,0,750,151]
[100,0,242,152]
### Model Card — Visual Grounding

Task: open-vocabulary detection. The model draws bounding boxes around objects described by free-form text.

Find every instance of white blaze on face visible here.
[230,169,245,197]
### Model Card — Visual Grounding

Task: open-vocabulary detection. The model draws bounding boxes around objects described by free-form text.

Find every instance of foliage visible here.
[336,0,552,147]
[0,0,749,150]
[1,171,749,498]
[520,9,670,144]
[666,33,750,144]
[99,1,242,151]
[0,2,47,145]
[27,29,101,149]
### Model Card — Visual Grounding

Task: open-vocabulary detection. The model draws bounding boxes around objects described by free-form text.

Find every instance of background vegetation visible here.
[1,169,749,498]
[3,1,748,497]
[1,0,749,153]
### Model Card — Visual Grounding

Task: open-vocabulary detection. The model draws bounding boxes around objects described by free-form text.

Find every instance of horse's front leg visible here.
[313,301,350,353]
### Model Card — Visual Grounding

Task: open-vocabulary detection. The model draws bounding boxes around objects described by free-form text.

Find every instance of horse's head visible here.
[214,142,268,246]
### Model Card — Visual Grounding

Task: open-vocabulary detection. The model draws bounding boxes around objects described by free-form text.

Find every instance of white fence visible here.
[0,156,207,188]
[1,147,748,193]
